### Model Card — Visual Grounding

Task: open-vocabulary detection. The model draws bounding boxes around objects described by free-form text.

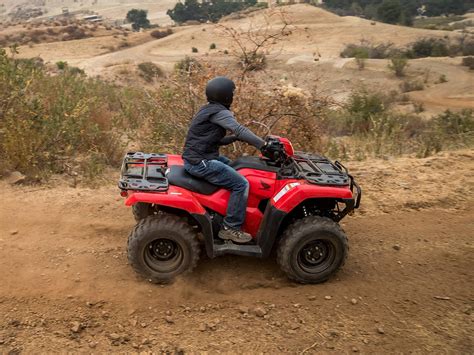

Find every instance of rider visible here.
[182,76,265,244]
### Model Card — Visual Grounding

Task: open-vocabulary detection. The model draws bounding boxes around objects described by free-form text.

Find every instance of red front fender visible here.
[125,186,206,215]
[272,182,353,213]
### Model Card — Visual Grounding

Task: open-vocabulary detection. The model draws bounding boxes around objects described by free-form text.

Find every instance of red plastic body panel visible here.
[167,154,184,166]
[125,185,206,215]
[193,168,277,237]
[272,182,353,213]
[279,137,295,157]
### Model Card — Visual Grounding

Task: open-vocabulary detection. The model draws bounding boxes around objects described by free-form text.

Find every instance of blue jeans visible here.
[184,156,249,230]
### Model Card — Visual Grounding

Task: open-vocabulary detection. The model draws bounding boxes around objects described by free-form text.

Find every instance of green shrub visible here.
[413,101,425,113]
[150,28,173,39]
[174,56,202,73]
[56,60,68,70]
[437,74,448,83]
[388,56,408,77]
[410,38,449,58]
[137,62,163,82]
[340,40,394,59]
[400,79,424,92]
[344,90,389,134]
[462,56,474,70]
[461,39,474,56]
[354,48,369,70]
[419,110,474,157]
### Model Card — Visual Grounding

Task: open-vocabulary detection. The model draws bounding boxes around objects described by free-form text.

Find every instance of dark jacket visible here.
[182,103,264,165]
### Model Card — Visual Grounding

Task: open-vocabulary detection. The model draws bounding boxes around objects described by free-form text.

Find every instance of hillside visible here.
[0,0,179,25]
[13,4,473,113]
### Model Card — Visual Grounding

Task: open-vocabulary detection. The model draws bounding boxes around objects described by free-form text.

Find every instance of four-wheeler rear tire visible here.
[277,216,348,284]
[132,202,159,222]
[127,214,199,283]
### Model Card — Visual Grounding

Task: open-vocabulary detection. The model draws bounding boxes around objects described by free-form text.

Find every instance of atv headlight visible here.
[273,182,300,203]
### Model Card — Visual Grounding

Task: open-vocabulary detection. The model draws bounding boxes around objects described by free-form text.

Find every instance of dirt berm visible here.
[0,150,473,353]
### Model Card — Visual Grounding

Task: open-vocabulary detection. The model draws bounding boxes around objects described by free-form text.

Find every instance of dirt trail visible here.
[0,150,473,353]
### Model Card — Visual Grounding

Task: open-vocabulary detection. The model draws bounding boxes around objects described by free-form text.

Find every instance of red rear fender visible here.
[125,186,206,215]
[272,182,353,213]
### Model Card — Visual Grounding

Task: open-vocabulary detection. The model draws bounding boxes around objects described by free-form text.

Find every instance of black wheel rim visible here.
[297,238,336,274]
[144,238,183,273]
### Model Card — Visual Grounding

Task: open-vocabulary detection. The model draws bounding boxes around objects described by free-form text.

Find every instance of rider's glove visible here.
[260,140,281,161]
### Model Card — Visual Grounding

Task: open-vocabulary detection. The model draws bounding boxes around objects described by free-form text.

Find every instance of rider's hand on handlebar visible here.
[260,139,282,161]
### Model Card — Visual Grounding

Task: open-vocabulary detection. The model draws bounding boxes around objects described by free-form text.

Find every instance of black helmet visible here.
[206,76,236,108]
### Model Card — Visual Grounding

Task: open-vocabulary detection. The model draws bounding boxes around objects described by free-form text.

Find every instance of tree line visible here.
[167,0,258,24]
[323,0,474,26]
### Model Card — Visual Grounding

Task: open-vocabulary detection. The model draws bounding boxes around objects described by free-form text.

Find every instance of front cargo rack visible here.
[285,152,351,186]
[118,152,169,192]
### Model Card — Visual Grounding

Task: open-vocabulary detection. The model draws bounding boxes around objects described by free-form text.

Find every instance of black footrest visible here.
[213,243,262,257]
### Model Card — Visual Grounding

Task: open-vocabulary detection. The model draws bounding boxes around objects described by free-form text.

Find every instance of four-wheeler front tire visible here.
[127,214,199,283]
[277,216,348,284]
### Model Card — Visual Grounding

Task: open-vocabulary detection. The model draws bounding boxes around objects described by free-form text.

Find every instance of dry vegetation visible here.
[0,19,130,48]
[0,44,472,182]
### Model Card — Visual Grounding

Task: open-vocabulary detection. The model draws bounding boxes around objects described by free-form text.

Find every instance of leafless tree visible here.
[217,8,293,77]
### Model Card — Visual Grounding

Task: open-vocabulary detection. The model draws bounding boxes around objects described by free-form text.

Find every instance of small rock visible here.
[351,298,358,305]
[199,323,207,332]
[129,319,137,327]
[199,306,206,312]
[238,306,249,314]
[70,321,81,333]
[164,316,174,324]
[434,296,451,300]
[352,346,359,352]
[140,322,147,328]
[88,341,98,349]
[287,329,297,335]
[377,327,385,334]
[165,310,172,316]
[109,333,120,341]
[132,342,140,349]
[324,296,332,300]
[290,323,300,330]
[307,295,316,301]
[362,339,369,344]
[393,244,401,251]
[7,171,26,185]
[253,307,267,317]
[10,230,19,235]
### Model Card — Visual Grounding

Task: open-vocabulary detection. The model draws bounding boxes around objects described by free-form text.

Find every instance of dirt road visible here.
[0,151,473,353]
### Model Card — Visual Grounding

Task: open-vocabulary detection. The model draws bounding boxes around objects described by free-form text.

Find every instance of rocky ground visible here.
[0,150,473,353]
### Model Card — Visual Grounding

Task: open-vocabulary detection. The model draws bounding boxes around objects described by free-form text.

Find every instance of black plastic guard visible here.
[191,212,215,258]
[257,204,287,258]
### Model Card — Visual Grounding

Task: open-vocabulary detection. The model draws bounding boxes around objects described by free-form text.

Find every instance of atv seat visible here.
[167,166,220,195]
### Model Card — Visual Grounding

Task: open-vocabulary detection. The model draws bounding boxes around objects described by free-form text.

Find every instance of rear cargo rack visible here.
[118,152,169,192]
[288,152,351,186]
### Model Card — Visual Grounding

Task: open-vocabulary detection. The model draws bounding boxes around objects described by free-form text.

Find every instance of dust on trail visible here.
[0,150,473,353]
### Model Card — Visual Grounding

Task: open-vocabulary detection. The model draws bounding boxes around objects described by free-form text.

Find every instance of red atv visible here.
[119,136,361,284]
